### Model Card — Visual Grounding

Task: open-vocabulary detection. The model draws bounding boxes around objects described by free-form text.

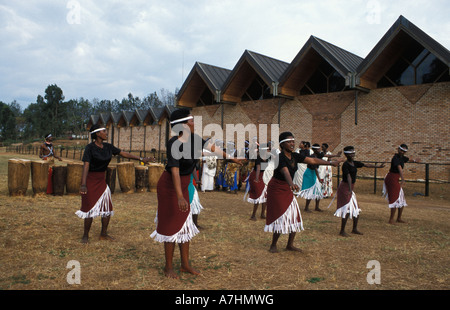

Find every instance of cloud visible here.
[0,0,448,109]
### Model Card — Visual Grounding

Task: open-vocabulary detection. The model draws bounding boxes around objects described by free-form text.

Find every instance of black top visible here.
[273,151,306,181]
[307,152,324,170]
[166,133,207,176]
[82,142,121,172]
[342,160,365,183]
[255,155,269,172]
[389,154,409,173]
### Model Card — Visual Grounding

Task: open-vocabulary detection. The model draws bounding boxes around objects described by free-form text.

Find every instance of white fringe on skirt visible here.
[334,191,360,219]
[191,189,204,215]
[298,179,324,200]
[382,183,408,208]
[75,186,114,219]
[264,197,304,234]
[247,184,268,204]
[150,211,200,243]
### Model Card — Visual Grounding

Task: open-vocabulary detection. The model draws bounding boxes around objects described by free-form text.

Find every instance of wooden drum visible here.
[135,166,148,193]
[66,161,84,195]
[31,160,50,196]
[52,165,67,196]
[106,166,117,194]
[147,163,164,192]
[117,162,135,194]
[8,159,31,196]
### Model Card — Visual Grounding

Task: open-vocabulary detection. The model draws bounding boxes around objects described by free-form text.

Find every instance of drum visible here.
[117,162,135,194]
[147,163,164,192]
[106,166,117,194]
[31,160,50,196]
[135,166,148,193]
[52,165,67,195]
[66,161,84,195]
[8,159,31,196]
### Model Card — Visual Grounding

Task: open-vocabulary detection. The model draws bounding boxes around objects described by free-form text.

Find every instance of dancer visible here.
[150,109,244,278]
[335,146,384,236]
[383,144,418,224]
[292,141,312,193]
[77,125,151,243]
[318,143,341,198]
[201,148,217,192]
[248,143,270,220]
[39,133,62,194]
[265,132,341,253]
[300,143,329,212]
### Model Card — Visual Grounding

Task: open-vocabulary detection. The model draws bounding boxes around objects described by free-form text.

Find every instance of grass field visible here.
[0,153,449,290]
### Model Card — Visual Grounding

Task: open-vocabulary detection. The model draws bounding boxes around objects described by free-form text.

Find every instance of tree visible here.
[0,101,17,141]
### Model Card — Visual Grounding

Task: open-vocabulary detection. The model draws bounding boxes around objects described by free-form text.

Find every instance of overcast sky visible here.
[1,0,449,109]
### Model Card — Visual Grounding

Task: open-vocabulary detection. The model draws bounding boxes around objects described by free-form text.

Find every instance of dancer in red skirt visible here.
[77,125,151,243]
[150,109,244,278]
[383,144,418,224]
[265,132,342,253]
[248,143,270,220]
[335,146,384,237]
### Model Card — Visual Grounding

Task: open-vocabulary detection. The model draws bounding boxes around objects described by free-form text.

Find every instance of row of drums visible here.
[8,159,165,197]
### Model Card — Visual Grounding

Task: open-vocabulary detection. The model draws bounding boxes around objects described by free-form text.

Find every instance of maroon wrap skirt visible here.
[76,171,113,218]
[248,170,266,201]
[336,182,355,209]
[154,171,192,238]
[265,177,303,233]
[383,172,407,208]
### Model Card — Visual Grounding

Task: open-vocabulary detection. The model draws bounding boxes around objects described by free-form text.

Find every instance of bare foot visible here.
[286,245,303,252]
[396,219,407,223]
[351,230,363,235]
[164,268,179,279]
[180,265,201,276]
[99,234,115,241]
[304,208,312,213]
[250,216,257,221]
[339,231,350,237]
[81,236,89,244]
[269,245,279,253]
[260,214,266,219]
[314,208,323,212]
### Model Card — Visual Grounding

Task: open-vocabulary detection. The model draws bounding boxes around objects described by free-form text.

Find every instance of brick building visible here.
[88,16,449,181]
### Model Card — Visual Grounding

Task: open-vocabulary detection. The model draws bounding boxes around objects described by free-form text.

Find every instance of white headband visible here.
[279,138,295,144]
[399,145,408,152]
[311,145,321,149]
[91,127,106,134]
[344,150,355,154]
[170,116,193,125]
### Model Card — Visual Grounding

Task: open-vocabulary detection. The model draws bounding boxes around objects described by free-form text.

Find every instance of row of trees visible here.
[0,84,177,143]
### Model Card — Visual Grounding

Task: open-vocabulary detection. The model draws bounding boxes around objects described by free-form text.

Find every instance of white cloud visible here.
[0,0,448,109]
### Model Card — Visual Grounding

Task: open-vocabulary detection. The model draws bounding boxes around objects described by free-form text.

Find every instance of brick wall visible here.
[106,81,450,181]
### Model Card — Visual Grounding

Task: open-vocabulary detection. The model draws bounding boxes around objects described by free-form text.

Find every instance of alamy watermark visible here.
[170,116,280,170]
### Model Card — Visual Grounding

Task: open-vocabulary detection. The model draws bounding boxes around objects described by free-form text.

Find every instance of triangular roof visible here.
[221,50,289,102]
[177,62,232,107]
[356,15,450,89]
[279,35,364,97]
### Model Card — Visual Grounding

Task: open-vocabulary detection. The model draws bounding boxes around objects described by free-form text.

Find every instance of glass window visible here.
[242,76,271,101]
[377,42,449,88]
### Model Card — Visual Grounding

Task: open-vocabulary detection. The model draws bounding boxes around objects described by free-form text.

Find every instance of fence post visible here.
[373,164,377,194]
[425,163,429,197]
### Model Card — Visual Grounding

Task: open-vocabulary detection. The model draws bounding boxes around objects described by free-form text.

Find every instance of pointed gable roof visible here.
[221,50,289,103]
[177,62,232,107]
[279,35,363,97]
[356,15,450,89]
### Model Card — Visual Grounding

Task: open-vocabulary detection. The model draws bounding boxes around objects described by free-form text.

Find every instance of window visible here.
[196,89,215,106]
[241,76,271,101]
[300,60,347,95]
[377,41,450,88]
